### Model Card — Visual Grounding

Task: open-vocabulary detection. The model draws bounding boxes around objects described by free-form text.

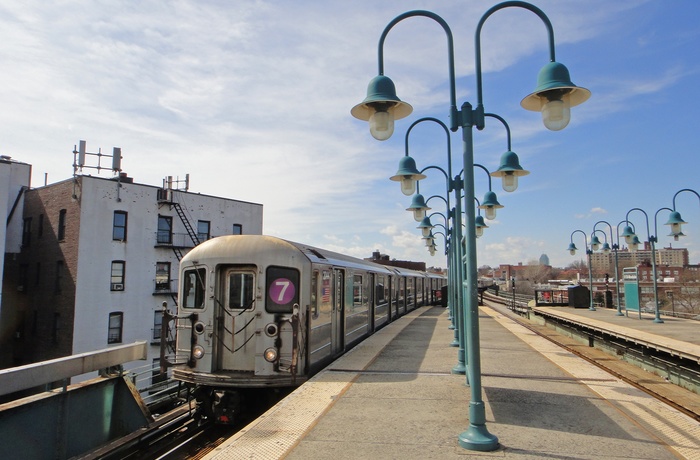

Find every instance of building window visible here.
[55,261,64,294]
[153,311,164,341]
[38,214,44,238]
[22,217,31,247]
[232,223,242,235]
[157,215,172,244]
[111,261,125,291]
[197,220,210,242]
[57,209,67,241]
[108,312,123,344]
[155,262,171,291]
[113,211,128,241]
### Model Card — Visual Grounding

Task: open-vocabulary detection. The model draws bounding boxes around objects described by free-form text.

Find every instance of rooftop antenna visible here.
[72,140,124,201]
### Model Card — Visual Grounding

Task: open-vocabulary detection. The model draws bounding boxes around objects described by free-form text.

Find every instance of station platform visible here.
[532,303,700,348]
[204,304,700,459]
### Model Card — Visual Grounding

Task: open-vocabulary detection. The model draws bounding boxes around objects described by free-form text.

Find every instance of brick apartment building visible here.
[2,172,263,386]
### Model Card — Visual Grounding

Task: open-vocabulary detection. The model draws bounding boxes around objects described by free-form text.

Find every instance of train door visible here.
[369,273,376,332]
[331,268,345,356]
[217,266,257,371]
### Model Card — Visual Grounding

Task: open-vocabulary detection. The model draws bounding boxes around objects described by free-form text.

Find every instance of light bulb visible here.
[400,176,416,196]
[541,93,570,131]
[484,206,497,220]
[476,226,484,238]
[369,110,394,141]
[502,172,518,192]
[412,208,425,222]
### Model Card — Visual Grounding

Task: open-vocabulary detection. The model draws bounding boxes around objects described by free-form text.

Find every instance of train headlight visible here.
[264,347,278,363]
[264,323,279,337]
[192,345,205,360]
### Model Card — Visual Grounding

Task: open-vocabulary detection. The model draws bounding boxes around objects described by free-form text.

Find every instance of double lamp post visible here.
[351,1,589,451]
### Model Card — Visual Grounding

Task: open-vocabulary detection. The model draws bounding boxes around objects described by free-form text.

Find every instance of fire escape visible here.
[156,176,199,261]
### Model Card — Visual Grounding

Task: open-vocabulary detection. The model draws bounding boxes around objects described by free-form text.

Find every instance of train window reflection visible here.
[183,268,206,309]
[228,272,255,309]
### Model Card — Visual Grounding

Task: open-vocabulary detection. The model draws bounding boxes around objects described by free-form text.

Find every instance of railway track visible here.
[482,295,700,422]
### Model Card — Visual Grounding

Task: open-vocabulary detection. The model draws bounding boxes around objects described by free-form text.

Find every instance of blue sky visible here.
[1,1,698,269]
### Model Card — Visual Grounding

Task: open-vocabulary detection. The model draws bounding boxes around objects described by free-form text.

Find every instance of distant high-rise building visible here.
[539,254,550,266]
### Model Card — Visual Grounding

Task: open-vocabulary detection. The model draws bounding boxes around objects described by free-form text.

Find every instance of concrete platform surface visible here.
[204,305,700,459]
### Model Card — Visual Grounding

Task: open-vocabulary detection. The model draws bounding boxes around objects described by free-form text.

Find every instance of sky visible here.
[1,0,698,270]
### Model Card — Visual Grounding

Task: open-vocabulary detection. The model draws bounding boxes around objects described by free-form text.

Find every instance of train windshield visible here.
[227,271,255,309]
[182,267,206,309]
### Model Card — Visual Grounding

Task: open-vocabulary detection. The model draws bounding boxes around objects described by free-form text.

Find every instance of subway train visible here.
[170,235,445,423]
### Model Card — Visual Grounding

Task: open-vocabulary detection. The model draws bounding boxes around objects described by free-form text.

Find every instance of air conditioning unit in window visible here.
[112,283,124,291]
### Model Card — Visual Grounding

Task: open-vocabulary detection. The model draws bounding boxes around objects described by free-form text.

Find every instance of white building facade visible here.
[7,173,263,386]
[0,156,32,368]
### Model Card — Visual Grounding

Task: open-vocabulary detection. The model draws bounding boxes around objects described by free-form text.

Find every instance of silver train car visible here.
[171,235,445,422]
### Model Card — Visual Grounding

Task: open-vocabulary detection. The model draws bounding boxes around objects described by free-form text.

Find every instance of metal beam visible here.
[0,342,147,396]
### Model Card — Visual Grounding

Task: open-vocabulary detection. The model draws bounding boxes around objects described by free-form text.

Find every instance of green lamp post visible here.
[568,230,595,311]
[352,2,588,451]
[624,207,675,324]
[593,220,626,316]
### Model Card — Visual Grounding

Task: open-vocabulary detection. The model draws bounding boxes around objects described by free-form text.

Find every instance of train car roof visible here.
[286,239,396,274]
[182,235,396,274]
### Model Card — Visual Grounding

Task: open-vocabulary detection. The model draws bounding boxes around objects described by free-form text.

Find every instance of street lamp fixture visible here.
[351,75,413,141]
[390,155,426,195]
[475,214,488,238]
[352,2,588,451]
[406,193,431,222]
[417,216,434,238]
[664,211,687,240]
[485,113,530,192]
[521,62,590,131]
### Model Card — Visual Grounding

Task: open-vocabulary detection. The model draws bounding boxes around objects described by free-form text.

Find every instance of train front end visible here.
[172,235,308,422]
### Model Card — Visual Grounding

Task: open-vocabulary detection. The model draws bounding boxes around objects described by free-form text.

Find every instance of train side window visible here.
[266,266,299,313]
[375,275,388,306]
[353,274,363,308]
[311,270,319,319]
[227,271,255,309]
[183,268,206,309]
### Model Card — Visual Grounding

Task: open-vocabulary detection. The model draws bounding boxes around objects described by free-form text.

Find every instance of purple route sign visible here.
[269,278,296,305]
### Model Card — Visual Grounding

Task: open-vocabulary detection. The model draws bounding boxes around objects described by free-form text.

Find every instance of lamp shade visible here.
[351,75,413,140]
[475,215,488,238]
[406,193,430,222]
[521,62,590,131]
[590,235,602,251]
[621,225,636,244]
[567,242,577,255]
[417,216,434,237]
[390,155,426,196]
[628,235,641,252]
[664,211,687,237]
[478,190,503,220]
[490,150,530,192]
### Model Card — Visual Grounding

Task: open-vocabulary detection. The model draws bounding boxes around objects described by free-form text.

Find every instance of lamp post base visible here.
[458,425,499,452]
[653,318,664,324]
[452,363,466,375]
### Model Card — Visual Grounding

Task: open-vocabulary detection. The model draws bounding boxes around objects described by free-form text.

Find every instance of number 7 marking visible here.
[275,280,290,302]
